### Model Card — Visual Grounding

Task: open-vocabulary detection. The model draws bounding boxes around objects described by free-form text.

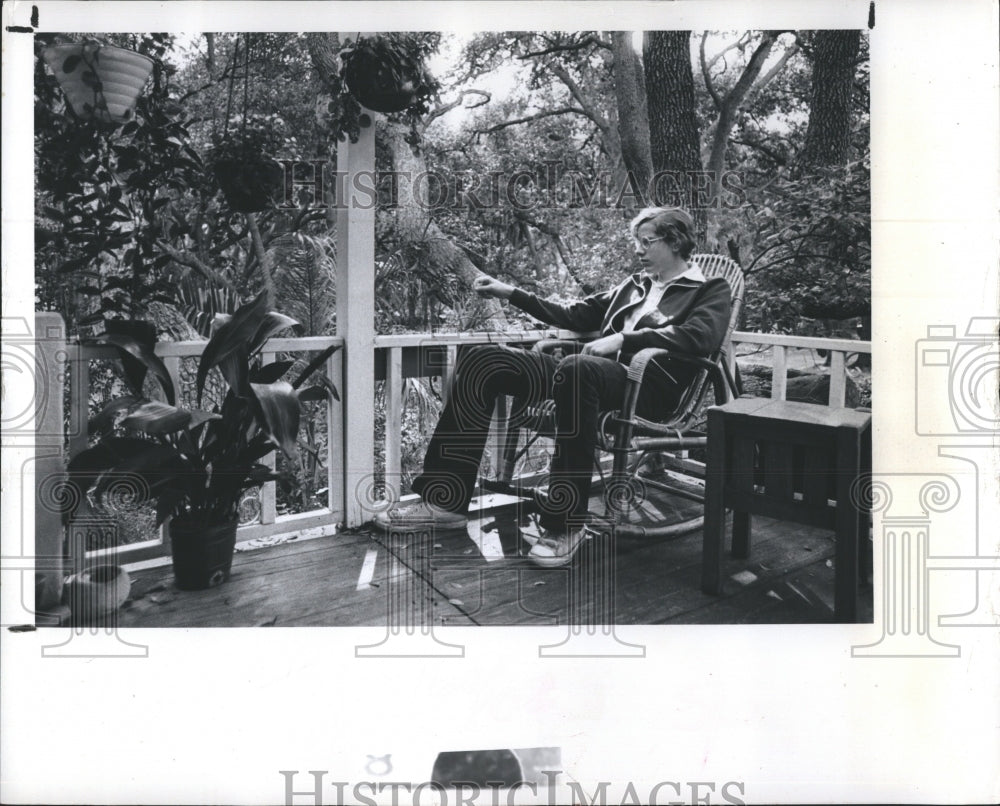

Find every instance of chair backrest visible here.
[660,253,745,427]
[694,252,745,348]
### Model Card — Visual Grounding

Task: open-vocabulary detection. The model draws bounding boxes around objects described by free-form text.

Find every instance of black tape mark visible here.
[6,5,38,33]
[868,1,875,29]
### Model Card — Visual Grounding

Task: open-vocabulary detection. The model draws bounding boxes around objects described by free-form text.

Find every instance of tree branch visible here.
[473,106,593,135]
[706,32,779,200]
[700,33,723,110]
[703,31,752,72]
[547,61,610,133]
[519,35,611,59]
[731,136,787,166]
[425,89,491,125]
[749,42,799,99]
[156,241,237,291]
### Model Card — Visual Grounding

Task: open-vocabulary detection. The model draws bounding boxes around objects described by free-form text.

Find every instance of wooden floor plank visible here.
[116,481,872,627]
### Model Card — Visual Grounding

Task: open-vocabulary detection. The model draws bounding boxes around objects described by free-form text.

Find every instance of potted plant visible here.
[41,39,155,124]
[66,292,340,590]
[341,35,437,114]
[206,113,287,213]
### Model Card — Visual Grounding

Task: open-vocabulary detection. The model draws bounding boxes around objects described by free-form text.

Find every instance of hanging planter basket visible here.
[168,515,239,590]
[342,36,434,114]
[42,42,155,124]
[212,157,284,213]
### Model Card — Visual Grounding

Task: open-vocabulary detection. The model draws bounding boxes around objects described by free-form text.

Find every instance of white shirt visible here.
[621,262,705,333]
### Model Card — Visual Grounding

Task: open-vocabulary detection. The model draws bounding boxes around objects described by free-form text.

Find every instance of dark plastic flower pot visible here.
[169,516,238,590]
[213,159,284,213]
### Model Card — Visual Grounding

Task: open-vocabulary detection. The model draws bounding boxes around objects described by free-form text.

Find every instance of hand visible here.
[472,275,515,300]
[581,333,624,356]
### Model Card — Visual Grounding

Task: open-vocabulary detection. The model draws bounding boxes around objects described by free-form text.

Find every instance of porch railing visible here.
[57,321,869,570]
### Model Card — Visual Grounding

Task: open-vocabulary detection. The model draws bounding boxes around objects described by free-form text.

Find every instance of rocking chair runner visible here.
[483,253,746,538]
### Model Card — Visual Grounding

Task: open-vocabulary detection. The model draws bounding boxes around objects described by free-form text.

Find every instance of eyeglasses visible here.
[635,235,667,250]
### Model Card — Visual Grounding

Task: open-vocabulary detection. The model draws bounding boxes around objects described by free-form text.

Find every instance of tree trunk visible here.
[642,31,705,237]
[800,30,861,168]
[611,32,653,201]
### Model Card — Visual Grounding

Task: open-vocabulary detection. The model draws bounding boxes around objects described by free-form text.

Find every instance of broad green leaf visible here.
[66,437,163,513]
[122,401,221,434]
[154,486,189,526]
[88,395,142,436]
[250,360,295,384]
[249,312,299,355]
[92,327,175,405]
[291,344,341,389]
[93,444,184,505]
[250,381,300,457]
[196,291,269,404]
[297,381,338,402]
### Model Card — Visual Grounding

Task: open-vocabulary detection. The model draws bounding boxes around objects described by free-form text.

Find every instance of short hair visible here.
[629,206,696,260]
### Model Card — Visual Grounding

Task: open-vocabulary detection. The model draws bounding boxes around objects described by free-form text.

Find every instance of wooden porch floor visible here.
[116,482,873,627]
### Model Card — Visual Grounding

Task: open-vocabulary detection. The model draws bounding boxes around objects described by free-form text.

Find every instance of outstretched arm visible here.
[472,275,515,300]
[474,273,614,332]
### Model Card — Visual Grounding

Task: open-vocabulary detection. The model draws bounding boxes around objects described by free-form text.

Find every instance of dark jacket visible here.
[509,273,732,367]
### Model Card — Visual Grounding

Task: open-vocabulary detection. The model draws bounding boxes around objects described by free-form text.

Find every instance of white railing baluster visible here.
[442,344,458,408]
[162,355,181,397]
[259,350,277,525]
[326,345,344,518]
[492,396,509,483]
[68,346,90,461]
[384,346,403,504]
[771,345,787,400]
[829,350,847,408]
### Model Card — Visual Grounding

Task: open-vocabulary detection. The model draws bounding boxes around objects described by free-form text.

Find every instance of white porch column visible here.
[335,113,376,527]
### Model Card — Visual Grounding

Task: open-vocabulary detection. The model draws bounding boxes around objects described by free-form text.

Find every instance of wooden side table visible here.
[702,397,872,622]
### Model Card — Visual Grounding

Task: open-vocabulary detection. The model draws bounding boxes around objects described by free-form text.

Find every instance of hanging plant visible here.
[322,34,440,146]
[341,34,437,114]
[41,39,155,124]
[206,112,287,213]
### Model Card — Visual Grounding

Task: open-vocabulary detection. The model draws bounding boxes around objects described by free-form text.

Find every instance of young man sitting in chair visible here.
[374,206,732,568]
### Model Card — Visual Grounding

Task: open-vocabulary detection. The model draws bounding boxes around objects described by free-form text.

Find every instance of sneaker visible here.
[528,526,589,568]
[372,500,468,533]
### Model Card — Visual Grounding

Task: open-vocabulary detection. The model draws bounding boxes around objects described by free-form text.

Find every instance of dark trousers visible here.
[411,344,677,530]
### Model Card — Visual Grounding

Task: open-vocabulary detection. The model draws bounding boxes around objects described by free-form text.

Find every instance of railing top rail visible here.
[75,334,346,359]
[71,329,870,358]
[732,331,872,354]
[373,329,595,348]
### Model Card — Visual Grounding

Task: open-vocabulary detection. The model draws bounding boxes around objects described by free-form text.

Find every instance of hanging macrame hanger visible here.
[222,35,240,141]
[240,33,251,141]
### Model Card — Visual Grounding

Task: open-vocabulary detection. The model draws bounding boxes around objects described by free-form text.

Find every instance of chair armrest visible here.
[620,347,730,422]
[532,338,588,356]
[626,347,721,384]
